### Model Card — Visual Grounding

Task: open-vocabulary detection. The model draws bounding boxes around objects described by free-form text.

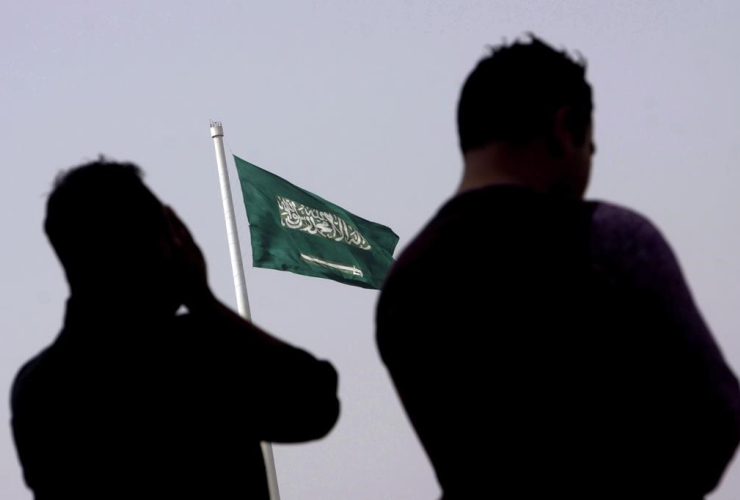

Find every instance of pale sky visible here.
[1,1,739,498]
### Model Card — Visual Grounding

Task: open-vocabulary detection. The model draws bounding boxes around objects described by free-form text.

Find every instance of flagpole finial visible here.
[210,121,224,138]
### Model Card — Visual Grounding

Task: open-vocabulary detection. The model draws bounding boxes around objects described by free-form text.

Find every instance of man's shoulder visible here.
[382,212,455,294]
[387,190,494,270]
[589,201,662,236]
[378,193,496,326]
[587,201,671,258]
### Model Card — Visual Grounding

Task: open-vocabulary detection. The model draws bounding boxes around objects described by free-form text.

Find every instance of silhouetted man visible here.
[376,36,740,499]
[11,160,340,499]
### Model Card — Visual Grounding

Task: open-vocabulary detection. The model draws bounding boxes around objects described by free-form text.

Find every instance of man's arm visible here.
[166,206,340,443]
[195,298,340,443]
[592,203,740,493]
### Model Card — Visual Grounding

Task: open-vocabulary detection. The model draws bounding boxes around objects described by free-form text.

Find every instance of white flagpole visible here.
[209,121,281,500]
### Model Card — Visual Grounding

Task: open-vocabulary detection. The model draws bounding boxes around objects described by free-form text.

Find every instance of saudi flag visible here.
[233,155,399,290]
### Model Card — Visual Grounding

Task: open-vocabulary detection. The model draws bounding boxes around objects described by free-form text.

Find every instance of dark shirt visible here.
[376,185,740,499]
[11,300,339,499]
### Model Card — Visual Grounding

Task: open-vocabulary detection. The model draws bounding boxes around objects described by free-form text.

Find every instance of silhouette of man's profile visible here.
[376,35,740,499]
[11,159,340,499]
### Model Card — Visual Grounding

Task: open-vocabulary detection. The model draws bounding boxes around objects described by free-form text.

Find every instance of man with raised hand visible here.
[12,159,340,499]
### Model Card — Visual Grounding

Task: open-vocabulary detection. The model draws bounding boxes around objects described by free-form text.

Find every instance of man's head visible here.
[457,35,595,198]
[45,158,179,310]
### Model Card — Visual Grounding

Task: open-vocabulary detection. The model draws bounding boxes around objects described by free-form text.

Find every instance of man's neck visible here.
[67,290,179,324]
[456,169,530,195]
[457,142,557,196]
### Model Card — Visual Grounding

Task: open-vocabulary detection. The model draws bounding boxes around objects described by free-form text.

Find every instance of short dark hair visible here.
[457,35,593,153]
[44,158,165,273]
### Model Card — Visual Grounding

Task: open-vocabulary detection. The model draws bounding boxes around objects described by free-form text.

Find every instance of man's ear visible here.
[552,105,575,155]
[545,105,572,159]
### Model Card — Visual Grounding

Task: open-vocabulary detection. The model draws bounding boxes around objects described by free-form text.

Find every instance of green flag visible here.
[233,155,399,289]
